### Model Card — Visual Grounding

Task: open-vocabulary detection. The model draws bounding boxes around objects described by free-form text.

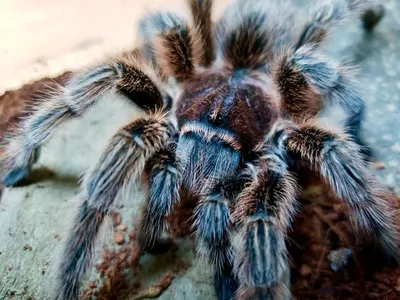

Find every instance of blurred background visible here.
[0,0,229,94]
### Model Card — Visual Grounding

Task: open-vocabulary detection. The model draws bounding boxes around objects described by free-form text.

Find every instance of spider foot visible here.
[214,269,238,300]
[362,4,385,31]
[1,166,30,187]
[1,148,40,187]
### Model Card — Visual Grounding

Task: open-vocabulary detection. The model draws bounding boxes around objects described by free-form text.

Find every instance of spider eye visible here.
[209,114,224,126]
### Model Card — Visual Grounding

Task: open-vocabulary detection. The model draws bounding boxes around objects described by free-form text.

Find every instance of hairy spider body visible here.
[1,0,398,299]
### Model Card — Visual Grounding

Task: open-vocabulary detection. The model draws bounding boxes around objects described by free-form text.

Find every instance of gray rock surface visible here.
[1,1,399,299]
[321,0,400,194]
[0,97,217,299]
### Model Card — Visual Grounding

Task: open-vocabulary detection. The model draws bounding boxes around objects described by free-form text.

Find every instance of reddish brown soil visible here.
[290,171,400,300]
[1,75,399,299]
[0,73,71,140]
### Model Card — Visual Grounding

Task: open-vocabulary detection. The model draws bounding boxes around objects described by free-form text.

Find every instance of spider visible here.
[1,0,398,299]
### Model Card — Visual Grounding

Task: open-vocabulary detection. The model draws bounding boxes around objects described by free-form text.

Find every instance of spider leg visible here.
[0,53,164,186]
[188,0,215,67]
[139,12,194,81]
[361,4,385,31]
[284,122,400,261]
[193,185,236,300]
[194,187,233,272]
[232,147,299,299]
[56,112,175,300]
[192,172,251,300]
[274,45,373,159]
[138,137,182,250]
[215,0,294,70]
[214,268,239,300]
[296,0,385,49]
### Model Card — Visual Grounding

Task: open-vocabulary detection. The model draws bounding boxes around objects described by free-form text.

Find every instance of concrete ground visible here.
[0,0,399,299]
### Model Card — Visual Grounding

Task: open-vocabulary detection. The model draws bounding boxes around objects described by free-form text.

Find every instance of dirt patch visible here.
[79,212,189,300]
[1,75,399,299]
[79,214,143,300]
[290,170,400,300]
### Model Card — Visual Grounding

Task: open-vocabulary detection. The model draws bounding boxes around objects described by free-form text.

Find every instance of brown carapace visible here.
[0,1,397,299]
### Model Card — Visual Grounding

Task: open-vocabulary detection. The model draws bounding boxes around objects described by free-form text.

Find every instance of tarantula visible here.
[1,0,398,299]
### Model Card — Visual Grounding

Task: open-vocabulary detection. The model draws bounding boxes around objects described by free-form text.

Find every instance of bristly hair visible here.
[189,0,215,67]
[0,1,394,300]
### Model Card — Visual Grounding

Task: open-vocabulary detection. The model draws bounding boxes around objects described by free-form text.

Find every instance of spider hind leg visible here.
[188,0,215,67]
[297,0,385,48]
[139,11,195,81]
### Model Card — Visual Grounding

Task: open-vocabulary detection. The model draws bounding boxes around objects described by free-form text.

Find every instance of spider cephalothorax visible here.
[177,71,280,152]
[1,0,398,299]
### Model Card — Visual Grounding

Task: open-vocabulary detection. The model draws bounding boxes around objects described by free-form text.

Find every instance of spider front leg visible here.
[0,53,164,186]
[274,45,373,159]
[193,179,240,300]
[138,138,182,250]
[56,112,175,300]
[231,149,299,299]
[284,122,400,260]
